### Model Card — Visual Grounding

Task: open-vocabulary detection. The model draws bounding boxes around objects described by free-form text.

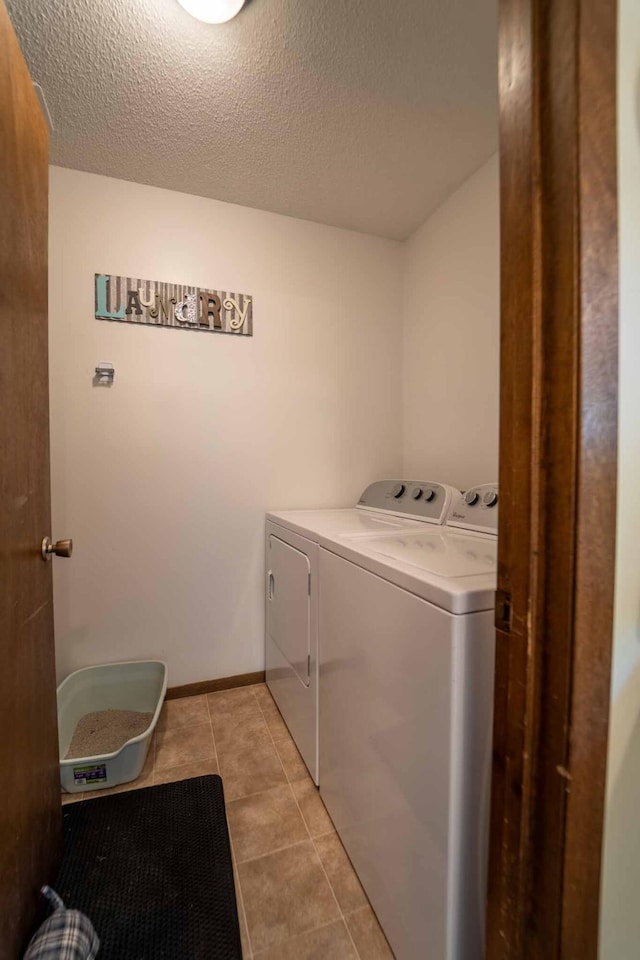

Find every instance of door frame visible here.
[488,0,618,956]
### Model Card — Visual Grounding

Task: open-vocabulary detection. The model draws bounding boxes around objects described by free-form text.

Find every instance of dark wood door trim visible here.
[165,670,266,700]
[488,0,618,956]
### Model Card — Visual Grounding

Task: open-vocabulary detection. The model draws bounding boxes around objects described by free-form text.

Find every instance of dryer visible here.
[265,479,460,784]
[318,483,499,960]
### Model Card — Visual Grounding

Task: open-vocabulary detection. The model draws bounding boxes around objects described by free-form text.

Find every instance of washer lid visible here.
[362,530,497,578]
[319,528,497,614]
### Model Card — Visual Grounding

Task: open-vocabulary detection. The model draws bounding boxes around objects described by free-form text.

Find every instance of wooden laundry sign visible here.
[94,274,253,336]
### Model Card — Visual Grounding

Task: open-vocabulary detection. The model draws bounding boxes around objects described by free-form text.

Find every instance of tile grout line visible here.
[154,697,217,782]
[225,781,293,803]
[203,690,253,957]
[247,686,337,955]
[218,687,290,958]
[234,835,313,868]
[308,828,363,959]
[205,693,219,766]
[250,685,364,960]
[259,695,367,948]
[257,687,364,959]
[154,726,217,777]
[229,831,254,959]
[252,916,359,960]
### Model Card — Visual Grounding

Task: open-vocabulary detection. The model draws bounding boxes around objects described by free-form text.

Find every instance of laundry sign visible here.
[95,274,253,336]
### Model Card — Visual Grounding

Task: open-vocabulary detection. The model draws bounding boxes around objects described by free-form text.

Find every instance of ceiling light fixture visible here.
[176,0,246,23]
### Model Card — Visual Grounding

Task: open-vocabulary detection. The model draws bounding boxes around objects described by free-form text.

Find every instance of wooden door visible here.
[487,0,618,956]
[0,2,61,955]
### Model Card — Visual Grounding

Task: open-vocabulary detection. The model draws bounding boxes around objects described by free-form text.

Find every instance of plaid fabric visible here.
[24,886,99,960]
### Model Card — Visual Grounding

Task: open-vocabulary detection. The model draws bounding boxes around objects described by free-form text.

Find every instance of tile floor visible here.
[61,683,395,959]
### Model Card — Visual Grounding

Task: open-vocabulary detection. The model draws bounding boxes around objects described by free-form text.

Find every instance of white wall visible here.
[599,2,640,956]
[49,168,403,687]
[402,154,500,490]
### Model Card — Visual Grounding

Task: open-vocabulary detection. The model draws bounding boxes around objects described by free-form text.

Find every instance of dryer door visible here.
[267,534,311,686]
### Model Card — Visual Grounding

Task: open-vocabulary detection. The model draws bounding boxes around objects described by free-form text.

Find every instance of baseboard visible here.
[166,670,266,700]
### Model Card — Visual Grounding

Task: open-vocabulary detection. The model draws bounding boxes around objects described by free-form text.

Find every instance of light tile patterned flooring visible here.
[61,683,395,959]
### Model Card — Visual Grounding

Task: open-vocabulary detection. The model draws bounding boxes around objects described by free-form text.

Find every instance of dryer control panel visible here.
[356,479,459,524]
[446,483,499,535]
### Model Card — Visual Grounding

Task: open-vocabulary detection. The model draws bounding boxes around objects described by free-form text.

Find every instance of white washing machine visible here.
[318,483,499,960]
[265,479,460,784]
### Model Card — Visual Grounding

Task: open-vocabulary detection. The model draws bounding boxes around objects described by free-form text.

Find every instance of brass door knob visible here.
[41,537,73,560]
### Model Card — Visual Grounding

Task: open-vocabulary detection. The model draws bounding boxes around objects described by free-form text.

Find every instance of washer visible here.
[265,479,460,785]
[318,483,499,960]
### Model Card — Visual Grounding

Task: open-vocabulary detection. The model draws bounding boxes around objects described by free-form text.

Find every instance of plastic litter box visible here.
[58,660,167,794]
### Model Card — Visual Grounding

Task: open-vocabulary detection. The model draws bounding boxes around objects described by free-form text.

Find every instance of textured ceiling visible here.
[8,0,498,239]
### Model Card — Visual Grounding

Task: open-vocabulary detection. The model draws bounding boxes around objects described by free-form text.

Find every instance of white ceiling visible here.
[8,0,498,240]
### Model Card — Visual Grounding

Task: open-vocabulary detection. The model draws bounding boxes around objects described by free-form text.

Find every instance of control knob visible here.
[423,488,435,502]
[463,490,479,505]
[483,490,499,507]
[411,488,423,500]
[391,483,406,499]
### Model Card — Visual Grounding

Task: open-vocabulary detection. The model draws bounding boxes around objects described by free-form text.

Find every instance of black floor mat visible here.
[56,775,242,959]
